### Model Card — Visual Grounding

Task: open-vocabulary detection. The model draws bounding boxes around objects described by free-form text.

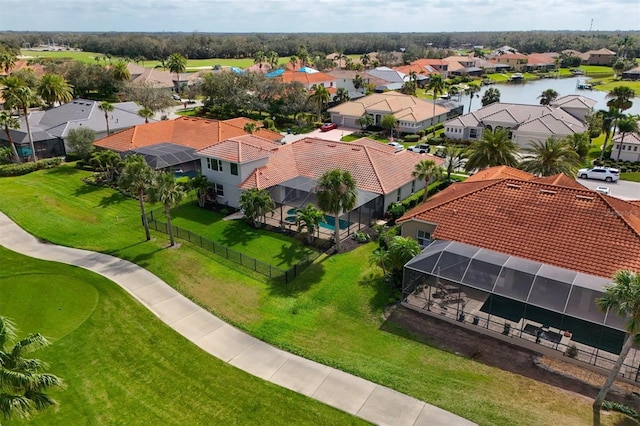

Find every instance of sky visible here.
[0,0,638,33]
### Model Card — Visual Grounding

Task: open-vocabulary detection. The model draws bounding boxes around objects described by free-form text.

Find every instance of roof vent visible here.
[352,148,361,151]
[327,144,336,148]
[506,183,521,189]
[576,195,594,201]
[540,189,557,195]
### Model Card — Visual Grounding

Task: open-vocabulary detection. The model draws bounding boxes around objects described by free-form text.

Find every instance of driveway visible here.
[280,127,356,144]
[576,178,640,201]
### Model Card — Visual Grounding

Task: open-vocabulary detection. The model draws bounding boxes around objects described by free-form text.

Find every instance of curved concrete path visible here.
[0,212,476,426]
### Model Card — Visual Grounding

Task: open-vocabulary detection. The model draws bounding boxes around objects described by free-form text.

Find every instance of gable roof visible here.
[365,67,407,83]
[551,94,598,109]
[328,91,449,122]
[612,131,640,145]
[126,62,204,88]
[213,137,443,195]
[94,116,282,152]
[280,69,336,86]
[399,168,640,278]
[196,134,281,163]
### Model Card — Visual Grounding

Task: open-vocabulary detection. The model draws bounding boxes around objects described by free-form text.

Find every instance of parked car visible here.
[408,143,430,153]
[577,167,619,183]
[595,186,610,195]
[172,94,181,101]
[320,122,338,132]
[388,142,405,151]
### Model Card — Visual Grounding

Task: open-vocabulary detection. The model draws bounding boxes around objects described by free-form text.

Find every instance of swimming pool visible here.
[319,215,351,231]
[284,215,297,223]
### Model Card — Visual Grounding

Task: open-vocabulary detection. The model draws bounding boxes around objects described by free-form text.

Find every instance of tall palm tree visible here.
[148,171,185,246]
[465,84,480,114]
[37,74,73,108]
[538,89,559,106]
[138,107,154,123]
[2,80,38,162]
[352,74,365,93]
[355,113,374,130]
[518,137,582,177]
[613,115,640,163]
[334,87,350,104]
[308,84,331,122]
[166,53,187,93]
[288,55,298,69]
[239,188,275,229]
[98,101,114,136]
[316,169,357,253]
[597,107,624,161]
[266,51,279,70]
[360,53,371,69]
[0,50,17,74]
[564,132,591,161]
[0,316,64,421]
[412,159,444,203]
[297,45,310,68]
[0,111,21,163]
[253,51,265,66]
[111,61,131,83]
[592,270,640,426]
[119,155,154,241]
[380,114,398,139]
[465,128,519,171]
[426,74,445,134]
[606,86,636,113]
[481,87,501,106]
[295,203,325,244]
[188,172,212,208]
[443,144,465,181]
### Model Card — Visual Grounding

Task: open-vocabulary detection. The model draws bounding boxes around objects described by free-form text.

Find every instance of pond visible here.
[456,77,640,115]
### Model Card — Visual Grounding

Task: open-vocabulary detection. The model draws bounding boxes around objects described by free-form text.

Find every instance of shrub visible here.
[602,401,640,420]
[565,344,578,358]
[404,134,420,143]
[352,231,371,243]
[0,158,62,177]
[417,130,425,138]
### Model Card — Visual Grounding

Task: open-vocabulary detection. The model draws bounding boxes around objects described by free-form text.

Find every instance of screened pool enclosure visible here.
[402,240,638,377]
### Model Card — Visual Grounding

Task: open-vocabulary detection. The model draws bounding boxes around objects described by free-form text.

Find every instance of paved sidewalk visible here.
[0,212,476,426]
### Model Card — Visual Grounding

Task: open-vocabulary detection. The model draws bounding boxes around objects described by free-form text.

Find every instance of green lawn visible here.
[20,49,102,63]
[621,172,640,182]
[0,247,361,425]
[0,165,625,426]
[579,65,615,76]
[590,78,640,93]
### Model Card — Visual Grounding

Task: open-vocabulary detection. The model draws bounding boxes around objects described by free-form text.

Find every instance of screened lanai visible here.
[125,143,200,175]
[402,240,636,376]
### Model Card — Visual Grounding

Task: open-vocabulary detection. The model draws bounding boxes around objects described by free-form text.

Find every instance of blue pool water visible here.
[287,208,299,215]
[320,215,351,230]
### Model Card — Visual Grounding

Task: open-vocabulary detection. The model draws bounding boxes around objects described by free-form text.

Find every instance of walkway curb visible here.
[0,212,476,426]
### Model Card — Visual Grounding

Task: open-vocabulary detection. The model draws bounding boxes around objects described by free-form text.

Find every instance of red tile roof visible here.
[464,165,536,182]
[280,70,336,86]
[234,137,444,195]
[400,167,640,278]
[94,116,282,152]
[197,135,281,163]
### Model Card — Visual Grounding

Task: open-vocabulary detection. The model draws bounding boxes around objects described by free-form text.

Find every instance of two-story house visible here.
[493,53,529,72]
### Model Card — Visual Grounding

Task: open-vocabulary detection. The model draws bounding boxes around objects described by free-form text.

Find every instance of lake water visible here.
[457,77,640,115]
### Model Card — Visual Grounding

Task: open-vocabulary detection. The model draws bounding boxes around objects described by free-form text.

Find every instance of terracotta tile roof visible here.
[400,171,640,278]
[497,53,529,60]
[196,134,280,163]
[464,166,536,182]
[393,64,437,75]
[328,91,449,121]
[0,59,46,77]
[533,174,588,189]
[527,53,556,65]
[413,59,448,66]
[613,131,640,145]
[280,70,336,87]
[94,116,282,152]
[236,137,444,195]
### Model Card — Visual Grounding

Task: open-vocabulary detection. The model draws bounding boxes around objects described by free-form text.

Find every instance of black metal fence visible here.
[147,216,320,284]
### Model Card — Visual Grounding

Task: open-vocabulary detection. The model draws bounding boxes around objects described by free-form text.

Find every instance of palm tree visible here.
[0,50,16,74]
[138,107,154,123]
[90,150,123,184]
[0,316,64,421]
[481,87,501,106]
[369,247,389,275]
[613,115,640,163]
[266,51,279,70]
[597,107,624,161]
[0,111,21,163]
[297,45,310,68]
[564,132,591,161]
[352,74,365,93]
[238,188,275,229]
[288,55,298,69]
[295,204,325,244]
[148,171,185,246]
[538,89,559,106]
[2,80,38,162]
[443,144,465,181]
[111,61,130,83]
[385,236,421,288]
[316,169,357,252]
[426,74,445,134]
[334,87,350,104]
[465,128,519,171]
[253,51,265,66]
[412,159,444,202]
[360,53,371,69]
[189,172,212,208]
[518,137,582,177]
[166,53,188,93]
[355,113,374,130]
[606,86,636,113]
[98,101,114,136]
[380,114,398,139]
[243,122,258,134]
[119,155,154,241]
[592,270,640,426]
[308,84,331,122]
[465,84,480,114]
[37,74,73,108]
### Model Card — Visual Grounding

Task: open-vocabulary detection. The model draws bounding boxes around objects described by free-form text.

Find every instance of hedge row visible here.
[0,158,62,177]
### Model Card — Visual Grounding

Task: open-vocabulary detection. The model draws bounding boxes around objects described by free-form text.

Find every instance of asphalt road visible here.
[577,178,640,201]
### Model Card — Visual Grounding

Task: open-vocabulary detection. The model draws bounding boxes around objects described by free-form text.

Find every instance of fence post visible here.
[225,247,229,259]
[254,258,257,271]
[200,235,203,247]
[150,210,154,222]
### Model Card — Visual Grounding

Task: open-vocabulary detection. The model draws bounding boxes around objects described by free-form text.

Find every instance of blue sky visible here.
[1,0,638,32]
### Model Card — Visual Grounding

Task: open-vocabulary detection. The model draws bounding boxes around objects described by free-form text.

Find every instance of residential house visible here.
[443,56,483,77]
[328,91,450,133]
[0,98,149,160]
[364,67,408,91]
[0,59,46,78]
[443,95,594,148]
[526,53,557,71]
[127,63,203,93]
[622,66,640,81]
[399,165,640,362]
[611,131,640,162]
[492,53,529,72]
[94,116,283,173]
[279,69,337,91]
[327,70,387,98]
[580,48,616,66]
[197,136,444,234]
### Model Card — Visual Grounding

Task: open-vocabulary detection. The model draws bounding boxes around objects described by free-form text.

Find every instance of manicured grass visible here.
[621,172,640,182]
[579,65,615,76]
[20,49,103,63]
[158,203,318,269]
[0,165,626,426]
[591,78,640,93]
[484,72,539,83]
[0,247,361,425]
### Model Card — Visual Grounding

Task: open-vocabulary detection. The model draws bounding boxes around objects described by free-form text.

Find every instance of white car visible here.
[388,142,405,151]
[172,94,181,101]
[577,167,619,183]
[408,143,430,153]
[595,186,610,195]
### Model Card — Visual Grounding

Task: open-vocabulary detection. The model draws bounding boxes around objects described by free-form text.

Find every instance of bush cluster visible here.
[593,159,640,172]
[602,401,640,420]
[0,158,62,177]
[403,134,420,143]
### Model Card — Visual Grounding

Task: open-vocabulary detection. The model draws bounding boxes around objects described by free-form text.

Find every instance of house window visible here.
[396,188,401,202]
[470,129,477,138]
[207,158,222,172]
[230,163,238,176]
[416,230,430,247]
[614,144,619,150]
[214,183,224,197]
[411,180,416,193]
[634,146,638,151]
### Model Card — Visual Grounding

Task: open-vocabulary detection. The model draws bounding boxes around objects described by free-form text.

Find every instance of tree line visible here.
[1,31,638,60]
